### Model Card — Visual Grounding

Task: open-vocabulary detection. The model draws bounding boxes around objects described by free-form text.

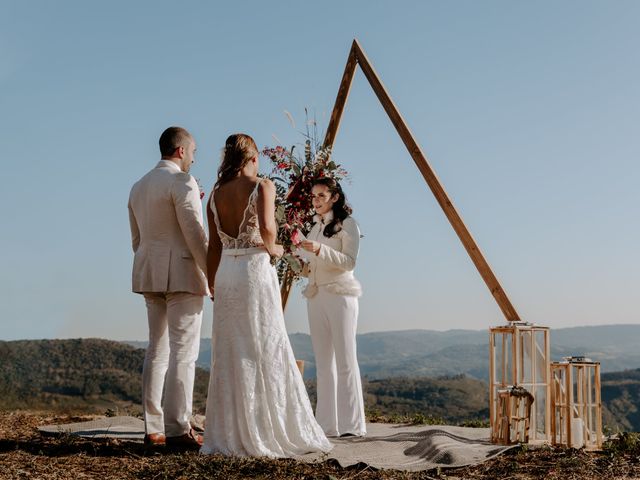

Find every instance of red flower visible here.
[290,229,302,246]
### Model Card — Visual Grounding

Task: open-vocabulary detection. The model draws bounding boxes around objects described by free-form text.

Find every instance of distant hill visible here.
[4,336,640,431]
[0,339,489,424]
[137,324,640,381]
[363,375,489,422]
[601,368,640,432]
[0,338,209,414]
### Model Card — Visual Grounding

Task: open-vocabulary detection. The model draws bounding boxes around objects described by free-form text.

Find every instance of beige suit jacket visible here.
[128,160,208,295]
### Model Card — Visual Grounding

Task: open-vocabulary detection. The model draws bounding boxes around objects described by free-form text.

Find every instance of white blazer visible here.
[128,160,208,295]
[301,212,362,298]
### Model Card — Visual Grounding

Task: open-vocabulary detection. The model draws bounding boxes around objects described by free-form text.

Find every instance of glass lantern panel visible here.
[505,333,513,385]
[535,330,547,384]
[535,386,547,438]
[573,367,584,410]
[491,332,500,385]
[553,407,565,444]
[494,332,513,386]
[587,367,597,439]
[520,330,533,385]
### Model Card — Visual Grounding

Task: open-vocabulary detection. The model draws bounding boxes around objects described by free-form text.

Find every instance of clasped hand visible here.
[300,240,320,255]
[270,244,284,258]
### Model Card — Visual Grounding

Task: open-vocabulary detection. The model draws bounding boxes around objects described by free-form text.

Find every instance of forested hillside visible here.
[2,338,639,431]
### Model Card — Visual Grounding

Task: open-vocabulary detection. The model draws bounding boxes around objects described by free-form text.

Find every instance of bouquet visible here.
[262,113,349,285]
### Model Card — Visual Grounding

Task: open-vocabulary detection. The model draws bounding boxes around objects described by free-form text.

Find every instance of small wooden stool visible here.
[492,386,535,445]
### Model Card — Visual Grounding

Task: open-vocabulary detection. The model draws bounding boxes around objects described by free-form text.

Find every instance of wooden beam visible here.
[283,39,521,322]
[350,39,520,322]
[281,42,358,310]
[280,268,294,308]
[323,41,359,150]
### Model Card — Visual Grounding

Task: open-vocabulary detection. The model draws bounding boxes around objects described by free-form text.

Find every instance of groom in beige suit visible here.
[128,126,208,448]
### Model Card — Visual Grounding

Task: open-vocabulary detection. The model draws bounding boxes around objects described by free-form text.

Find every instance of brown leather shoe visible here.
[166,429,203,449]
[143,432,166,446]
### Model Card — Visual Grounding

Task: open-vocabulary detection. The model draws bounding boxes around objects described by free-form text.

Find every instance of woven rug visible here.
[39,417,514,471]
[298,422,514,471]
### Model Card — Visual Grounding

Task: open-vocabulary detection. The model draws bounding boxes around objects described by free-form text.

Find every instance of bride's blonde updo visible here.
[216,133,259,188]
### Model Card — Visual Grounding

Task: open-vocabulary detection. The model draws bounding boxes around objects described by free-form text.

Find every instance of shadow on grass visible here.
[0,436,167,458]
[0,436,384,480]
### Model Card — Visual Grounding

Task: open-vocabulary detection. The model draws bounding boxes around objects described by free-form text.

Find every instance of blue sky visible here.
[0,0,638,341]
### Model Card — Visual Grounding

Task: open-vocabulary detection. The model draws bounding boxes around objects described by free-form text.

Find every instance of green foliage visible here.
[459,418,491,428]
[0,339,210,414]
[4,338,640,433]
[0,340,490,425]
[600,370,640,432]
[604,431,640,455]
[409,413,446,425]
[362,376,490,424]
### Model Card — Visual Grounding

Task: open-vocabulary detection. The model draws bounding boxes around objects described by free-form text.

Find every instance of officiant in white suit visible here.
[299,177,366,438]
[128,126,208,448]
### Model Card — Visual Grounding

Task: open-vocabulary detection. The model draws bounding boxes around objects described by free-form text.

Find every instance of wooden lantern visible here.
[492,386,535,444]
[490,322,551,444]
[550,357,602,450]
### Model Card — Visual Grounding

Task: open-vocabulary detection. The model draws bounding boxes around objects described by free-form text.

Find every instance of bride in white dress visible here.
[200,133,332,457]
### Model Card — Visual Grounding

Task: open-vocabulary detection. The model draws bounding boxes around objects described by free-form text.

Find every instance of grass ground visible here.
[1,411,640,479]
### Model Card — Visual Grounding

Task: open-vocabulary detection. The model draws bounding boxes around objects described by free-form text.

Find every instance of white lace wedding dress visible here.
[201,181,332,457]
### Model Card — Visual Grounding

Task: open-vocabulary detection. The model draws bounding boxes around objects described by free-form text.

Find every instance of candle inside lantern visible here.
[571,417,584,448]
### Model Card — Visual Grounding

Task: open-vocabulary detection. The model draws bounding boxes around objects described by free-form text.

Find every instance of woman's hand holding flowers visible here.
[301,240,321,255]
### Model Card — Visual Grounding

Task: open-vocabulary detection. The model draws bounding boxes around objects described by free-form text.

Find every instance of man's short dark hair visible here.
[159,126,192,157]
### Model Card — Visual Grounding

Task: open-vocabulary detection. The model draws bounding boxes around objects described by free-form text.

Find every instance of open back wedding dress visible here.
[201,181,332,457]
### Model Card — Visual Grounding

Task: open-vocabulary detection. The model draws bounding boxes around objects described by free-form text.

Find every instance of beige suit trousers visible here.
[142,292,203,436]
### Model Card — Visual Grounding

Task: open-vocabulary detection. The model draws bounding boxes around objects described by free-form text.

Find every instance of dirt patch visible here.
[1,411,639,479]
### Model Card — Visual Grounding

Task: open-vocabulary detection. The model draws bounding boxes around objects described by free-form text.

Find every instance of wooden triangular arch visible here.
[283,39,520,323]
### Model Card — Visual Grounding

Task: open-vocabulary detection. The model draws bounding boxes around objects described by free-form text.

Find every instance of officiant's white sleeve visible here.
[171,174,209,276]
[316,217,360,272]
[300,261,310,278]
[128,200,140,253]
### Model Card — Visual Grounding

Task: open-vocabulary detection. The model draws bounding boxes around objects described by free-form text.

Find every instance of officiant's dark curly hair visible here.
[312,177,352,238]
[216,133,259,187]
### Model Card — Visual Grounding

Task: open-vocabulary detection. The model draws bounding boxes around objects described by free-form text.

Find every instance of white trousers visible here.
[142,292,203,436]
[307,287,366,436]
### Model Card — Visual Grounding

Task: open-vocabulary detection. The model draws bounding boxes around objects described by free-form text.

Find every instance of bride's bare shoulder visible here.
[257,177,274,194]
